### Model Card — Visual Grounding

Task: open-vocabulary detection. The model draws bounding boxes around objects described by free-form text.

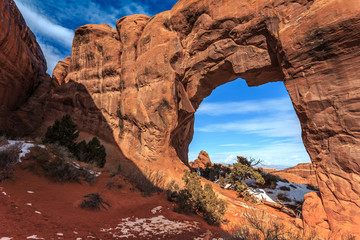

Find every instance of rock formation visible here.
[269,163,317,185]
[1,0,360,238]
[0,0,49,131]
[302,192,330,238]
[189,150,212,169]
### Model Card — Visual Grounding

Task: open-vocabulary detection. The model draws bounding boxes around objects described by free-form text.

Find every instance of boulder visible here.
[189,151,212,169]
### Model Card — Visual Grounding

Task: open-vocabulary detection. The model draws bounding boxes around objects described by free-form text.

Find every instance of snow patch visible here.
[0,140,45,162]
[26,203,32,206]
[2,192,7,196]
[247,180,314,206]
[100,215,200,238]
[27,191,35,194]
[1,237,13,240]
[151,206,162,214]
[34,211,41,215]
[26,236,44,240]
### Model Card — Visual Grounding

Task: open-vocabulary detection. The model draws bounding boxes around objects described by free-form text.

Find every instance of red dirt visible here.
[0,169,225,239]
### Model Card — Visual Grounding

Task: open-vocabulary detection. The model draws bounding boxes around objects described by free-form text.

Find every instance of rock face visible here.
[189,151,212,169]
[1,0,360,238]
[270,163,317,185]
[0,0,48,130]
[302,192,330,238]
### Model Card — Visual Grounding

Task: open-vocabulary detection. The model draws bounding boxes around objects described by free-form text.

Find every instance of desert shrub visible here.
[74,137,106,168]
[277,193,291,202]
[167,180,180,202]
[261,172,281,189]
[0,143,21,181]
[225,210,320,240]
[279,186,290,191]
[306,184,319,191]
[218,176,226,188]
[226,157,265,200]
[44,115,106,168]
[80,193,110,211]
[106,181,123,190]
[175,170,227,225]
[23,144,96,184]
[200,163,231,182]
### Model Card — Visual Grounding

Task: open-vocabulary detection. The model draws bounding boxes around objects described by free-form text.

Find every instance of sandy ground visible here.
[0,169,226,239]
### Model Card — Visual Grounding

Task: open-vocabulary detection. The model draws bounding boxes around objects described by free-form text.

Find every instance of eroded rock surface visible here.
[270,163,317,185]
[1,0,360,237]
[0,0,48,128]
[189,151,212,169]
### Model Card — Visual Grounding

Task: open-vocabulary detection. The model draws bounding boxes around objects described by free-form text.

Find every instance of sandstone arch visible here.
[1,0,360,238]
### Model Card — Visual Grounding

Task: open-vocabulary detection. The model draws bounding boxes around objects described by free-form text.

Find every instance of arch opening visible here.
[188,78,311,169]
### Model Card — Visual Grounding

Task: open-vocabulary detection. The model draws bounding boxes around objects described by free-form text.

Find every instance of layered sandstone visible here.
[1,0,360,238]
[189,151,212,169]
[0,0,48,130]
[270,163,317,185]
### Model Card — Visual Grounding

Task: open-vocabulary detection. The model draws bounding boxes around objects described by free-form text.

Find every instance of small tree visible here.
[75,137,106,168]
[228,156,265,200]
[44,115,106,168]
[44,114,79,152]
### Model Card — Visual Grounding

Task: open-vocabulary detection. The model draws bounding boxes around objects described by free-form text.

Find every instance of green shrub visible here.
[175,170,227,225]
[74,137,106,168]
[44,114,79,152]
[200,163,231,182]
[261,172,281,189]
[227,156,265,200]
[44,115,106,168]
[80,193,110,211]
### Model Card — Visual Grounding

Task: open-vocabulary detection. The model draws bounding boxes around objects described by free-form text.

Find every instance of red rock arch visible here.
[1,0,359,238]
[50,0,360,237]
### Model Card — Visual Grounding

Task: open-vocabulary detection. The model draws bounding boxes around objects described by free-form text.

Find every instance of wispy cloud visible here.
[218,143,249,147]
[37,40,65,74]
[211,141,310,166]
[197,112,301,139]
[197,97,293,116]
[15,1,74,48]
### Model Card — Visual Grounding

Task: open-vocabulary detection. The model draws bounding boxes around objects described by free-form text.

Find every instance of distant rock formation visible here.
[268,163,317,186]
[189,151,212,169]
[1,0,360,237]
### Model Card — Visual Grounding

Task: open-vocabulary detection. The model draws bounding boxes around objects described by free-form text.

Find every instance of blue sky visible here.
[15,0,310,168]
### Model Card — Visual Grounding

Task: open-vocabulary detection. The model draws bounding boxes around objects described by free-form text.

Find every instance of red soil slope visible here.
[0,169,225,239]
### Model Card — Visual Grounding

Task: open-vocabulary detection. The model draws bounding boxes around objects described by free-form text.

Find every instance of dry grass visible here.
[0,143,22,181]
[225,210,322,240]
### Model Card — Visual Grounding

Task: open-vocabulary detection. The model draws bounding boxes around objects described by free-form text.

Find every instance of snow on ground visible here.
[26,235,44,240]
[100,215,200,239]
[0,140,45,162]
[246,179,314,206]
[27,191,35,194]
[151,206,162,214]
[0,237,13,240]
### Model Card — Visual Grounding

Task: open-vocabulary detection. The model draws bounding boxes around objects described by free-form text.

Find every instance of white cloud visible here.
[213,141,310,167]
[15,1,74,48]
[196,112,301,139]
[197,97,293,116]
[37,40,64,74]
[218,143,249,147]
